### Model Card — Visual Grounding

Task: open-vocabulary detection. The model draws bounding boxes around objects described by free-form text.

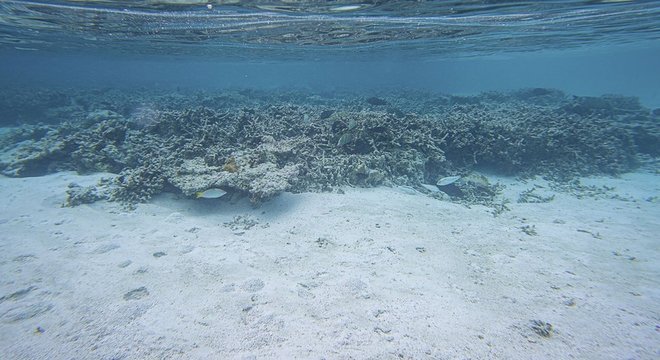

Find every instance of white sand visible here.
[0,171,658,359]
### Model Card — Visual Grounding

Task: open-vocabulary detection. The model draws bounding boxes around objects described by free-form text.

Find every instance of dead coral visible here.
[63,182,108,207]
[530,320,553,337]
[223,156,238,173]
[110,165,166,205]
[440,99,641,177]
[166,149,299,204]
[1,88,656,208]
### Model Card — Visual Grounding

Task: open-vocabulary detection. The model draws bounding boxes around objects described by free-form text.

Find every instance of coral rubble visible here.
[0,88,657,206]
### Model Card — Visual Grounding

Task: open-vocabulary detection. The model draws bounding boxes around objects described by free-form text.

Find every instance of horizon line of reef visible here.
[0,87,657,209]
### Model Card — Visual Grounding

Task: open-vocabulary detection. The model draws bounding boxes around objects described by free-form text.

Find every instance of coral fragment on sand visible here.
[530,320,554,337]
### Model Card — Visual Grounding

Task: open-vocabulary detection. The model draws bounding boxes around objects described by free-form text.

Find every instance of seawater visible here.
[0,1,659,359]
[0,1,659,107]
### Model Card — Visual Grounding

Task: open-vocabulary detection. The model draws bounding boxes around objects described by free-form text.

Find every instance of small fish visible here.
[437,175,461,186]
[196,188,227,199]
[330,4,363,12]
[337,133,353,146]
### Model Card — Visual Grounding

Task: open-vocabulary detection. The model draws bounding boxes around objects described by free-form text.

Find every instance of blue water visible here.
[1,2,660,359]
[1,0,659,106]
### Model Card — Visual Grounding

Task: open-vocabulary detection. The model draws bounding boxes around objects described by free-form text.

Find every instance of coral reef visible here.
[63,182,108,207]
[1,88,657,207]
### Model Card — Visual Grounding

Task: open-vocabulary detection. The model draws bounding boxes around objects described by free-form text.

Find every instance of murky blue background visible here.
[1,1,659,106]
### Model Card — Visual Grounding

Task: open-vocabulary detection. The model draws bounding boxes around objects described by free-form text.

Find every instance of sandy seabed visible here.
[0,171,658,359]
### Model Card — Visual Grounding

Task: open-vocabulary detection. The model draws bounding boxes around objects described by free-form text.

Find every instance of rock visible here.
[241,279,265,293]
[123,287,149,301]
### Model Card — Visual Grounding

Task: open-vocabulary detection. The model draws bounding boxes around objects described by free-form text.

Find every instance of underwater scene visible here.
[0,1,659,359]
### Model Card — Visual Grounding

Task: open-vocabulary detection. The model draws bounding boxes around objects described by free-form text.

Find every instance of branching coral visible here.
[1,88,656,207]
